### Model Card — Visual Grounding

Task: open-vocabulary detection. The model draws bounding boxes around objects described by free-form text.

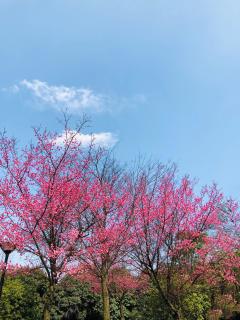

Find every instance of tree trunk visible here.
[120,301,125,320]
[43,305,51,320]
[101,275,111,320]
[42,283,54,320]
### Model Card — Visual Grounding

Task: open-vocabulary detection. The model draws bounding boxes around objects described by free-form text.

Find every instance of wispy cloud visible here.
[19,79,105,113]
[3,79,146,114]
[55,130,118,148]
[2,85,20,93]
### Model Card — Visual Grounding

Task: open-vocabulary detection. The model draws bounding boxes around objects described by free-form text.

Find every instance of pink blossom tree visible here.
[72,155,133,320]
[129,163,224,319]
[0,119,99,319]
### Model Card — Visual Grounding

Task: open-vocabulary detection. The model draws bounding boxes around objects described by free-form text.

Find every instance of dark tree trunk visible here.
[101,275,111,320]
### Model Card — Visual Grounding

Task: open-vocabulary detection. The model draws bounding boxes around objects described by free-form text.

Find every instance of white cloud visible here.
[55,130,118,148]
[3,79,146,114]
[19,79,105,113]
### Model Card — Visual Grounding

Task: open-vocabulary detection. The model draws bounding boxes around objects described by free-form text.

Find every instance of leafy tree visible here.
[50,276,102,320]
[182,291,211,320]
[0,272,44,320]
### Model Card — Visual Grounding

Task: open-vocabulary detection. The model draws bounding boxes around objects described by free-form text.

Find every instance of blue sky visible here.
[1,0,240,198]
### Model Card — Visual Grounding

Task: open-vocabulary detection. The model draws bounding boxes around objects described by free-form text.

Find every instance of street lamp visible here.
[0,241,16,299]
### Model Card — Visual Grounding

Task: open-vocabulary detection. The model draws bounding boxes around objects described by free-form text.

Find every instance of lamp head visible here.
[0,242,16,255]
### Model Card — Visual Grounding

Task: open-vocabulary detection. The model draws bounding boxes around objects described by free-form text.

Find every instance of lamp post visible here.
[0,242,16,299]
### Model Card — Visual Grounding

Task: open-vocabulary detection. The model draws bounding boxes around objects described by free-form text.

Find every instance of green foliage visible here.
[182,291,211,320]
[2,271,240,320]
[50,276,102,320]
[109,293,140,320]
[133,287,172,320]
[0,272,102,320]
[0,273,43,320]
